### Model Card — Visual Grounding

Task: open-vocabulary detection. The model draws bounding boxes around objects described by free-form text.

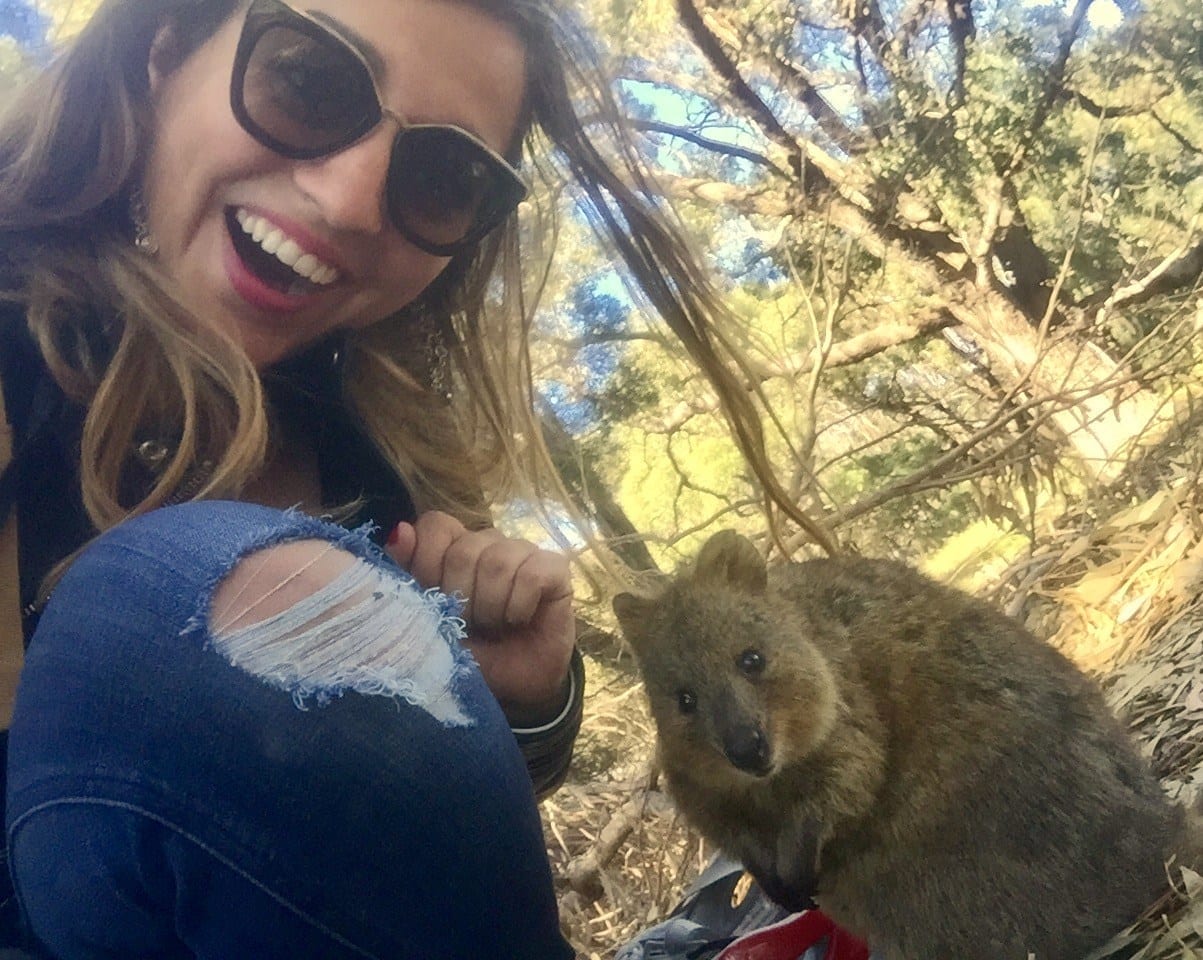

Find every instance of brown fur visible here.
[614,530,1202,960]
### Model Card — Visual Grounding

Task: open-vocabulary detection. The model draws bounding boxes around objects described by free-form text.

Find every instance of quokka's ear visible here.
[694,529,767,593]
[613,593,659,657]
[612,592,651,632]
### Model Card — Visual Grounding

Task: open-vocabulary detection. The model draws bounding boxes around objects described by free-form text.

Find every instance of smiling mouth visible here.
[225,208,341,296]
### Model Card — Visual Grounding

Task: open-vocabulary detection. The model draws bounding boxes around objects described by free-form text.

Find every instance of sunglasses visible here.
[230,0,528,257]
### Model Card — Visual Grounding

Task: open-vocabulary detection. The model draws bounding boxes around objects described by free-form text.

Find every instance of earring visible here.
[130,188,159,256]
[425,324,452,403]
[413,304,453,403]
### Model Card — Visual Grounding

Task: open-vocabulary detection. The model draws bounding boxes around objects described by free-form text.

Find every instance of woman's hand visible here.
[387,511,575,726]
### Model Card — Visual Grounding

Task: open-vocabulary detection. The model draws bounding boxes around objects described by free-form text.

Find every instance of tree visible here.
[532,0,1203,567]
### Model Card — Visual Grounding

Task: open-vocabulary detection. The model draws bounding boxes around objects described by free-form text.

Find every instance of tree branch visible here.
[539,406,661,572]
[752,312,957,378]
[640,309,957,435]
[840,0,894,84]
[768,51,865,152]
[861,0,893,62]
[1153,109,1203,155]
[1002,0,1093,178]
[946,0,976,105]
[654,173,795,216]
[1069,90,1164,119]
[1070,87,1203,154]
[1091,226,1203,315]
[622,117,782,169]
[675,0,804,176]
[1036,0,1093,130]
[992,178,1057,321]
[895,0,941,60]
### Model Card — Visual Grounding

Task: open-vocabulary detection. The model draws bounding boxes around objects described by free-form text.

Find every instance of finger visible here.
[385,521,416,567]
[441,527,506,611]
[469,539,539,629]
[503,550,573,627]
[403,511,463,588]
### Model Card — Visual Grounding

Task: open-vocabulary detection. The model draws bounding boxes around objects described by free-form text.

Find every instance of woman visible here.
[0,0,808,956]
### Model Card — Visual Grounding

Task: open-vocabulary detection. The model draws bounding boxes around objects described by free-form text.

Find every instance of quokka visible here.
[613,529,1202,960]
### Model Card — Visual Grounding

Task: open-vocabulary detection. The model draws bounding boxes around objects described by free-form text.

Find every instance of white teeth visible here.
[275,238,301,266]
[233,209,339,285]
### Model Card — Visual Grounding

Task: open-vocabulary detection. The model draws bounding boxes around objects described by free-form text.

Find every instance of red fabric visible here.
[714,910,870,960]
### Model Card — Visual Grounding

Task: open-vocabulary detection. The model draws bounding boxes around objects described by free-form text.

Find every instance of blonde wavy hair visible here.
[0,0,835,557]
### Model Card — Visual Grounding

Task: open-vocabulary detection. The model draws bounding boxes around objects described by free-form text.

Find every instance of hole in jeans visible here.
[208,539,473,726]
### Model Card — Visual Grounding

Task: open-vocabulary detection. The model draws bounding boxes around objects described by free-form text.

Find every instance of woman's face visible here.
[144,0,527,368]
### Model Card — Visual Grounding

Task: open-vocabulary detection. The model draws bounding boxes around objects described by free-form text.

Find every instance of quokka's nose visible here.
[723,725,771,775]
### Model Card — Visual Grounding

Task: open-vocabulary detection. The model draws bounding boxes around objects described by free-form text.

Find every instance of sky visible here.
[1078,0,1125,29]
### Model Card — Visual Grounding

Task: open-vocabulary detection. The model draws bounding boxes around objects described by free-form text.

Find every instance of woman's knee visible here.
[15,501,493,765]
[7,504,566,956]
[27,501,475,719]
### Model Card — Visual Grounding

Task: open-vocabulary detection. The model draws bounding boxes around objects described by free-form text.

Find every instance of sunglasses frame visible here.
[229,0,528,257]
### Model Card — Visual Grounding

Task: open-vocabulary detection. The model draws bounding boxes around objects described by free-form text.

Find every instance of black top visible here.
[0,320,418,629]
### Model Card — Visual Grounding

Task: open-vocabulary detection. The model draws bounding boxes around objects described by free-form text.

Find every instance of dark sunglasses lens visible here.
[242,22,377,155]
[388,127,522,252]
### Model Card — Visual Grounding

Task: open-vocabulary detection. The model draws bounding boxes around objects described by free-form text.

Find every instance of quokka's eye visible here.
[737,648,766,677]
[677,689,698,714]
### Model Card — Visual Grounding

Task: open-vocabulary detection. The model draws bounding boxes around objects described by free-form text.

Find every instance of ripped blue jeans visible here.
[5,501,574,960]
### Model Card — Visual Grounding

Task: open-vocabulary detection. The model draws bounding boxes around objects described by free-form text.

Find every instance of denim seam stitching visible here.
[9,796,385,959]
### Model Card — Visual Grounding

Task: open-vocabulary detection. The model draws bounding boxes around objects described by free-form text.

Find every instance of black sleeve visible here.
[511,646,585,799]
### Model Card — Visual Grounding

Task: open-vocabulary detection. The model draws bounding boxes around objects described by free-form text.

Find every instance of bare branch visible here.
[860,0,893,62]
[1069,80,1203,153]
[1070,90,1165,120]
[768,51,866,152]
[1153,109,1203,155]
[639,309,956,434]
[540,407,661,572]
[622,117,782,170]
[820,350,1162,536]
[895,0,941,60]
[617,64,722,99]
[1001,0,1093,178]
[654,173,795,216]
[564,772,658,900]
[675,0,804,176]
[752,312,957,378]
[946,0,976,104]
[1092,226,1203,316]
[993,179,1058,321]
[1036,0,1093,130]
[840,0,895,80]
